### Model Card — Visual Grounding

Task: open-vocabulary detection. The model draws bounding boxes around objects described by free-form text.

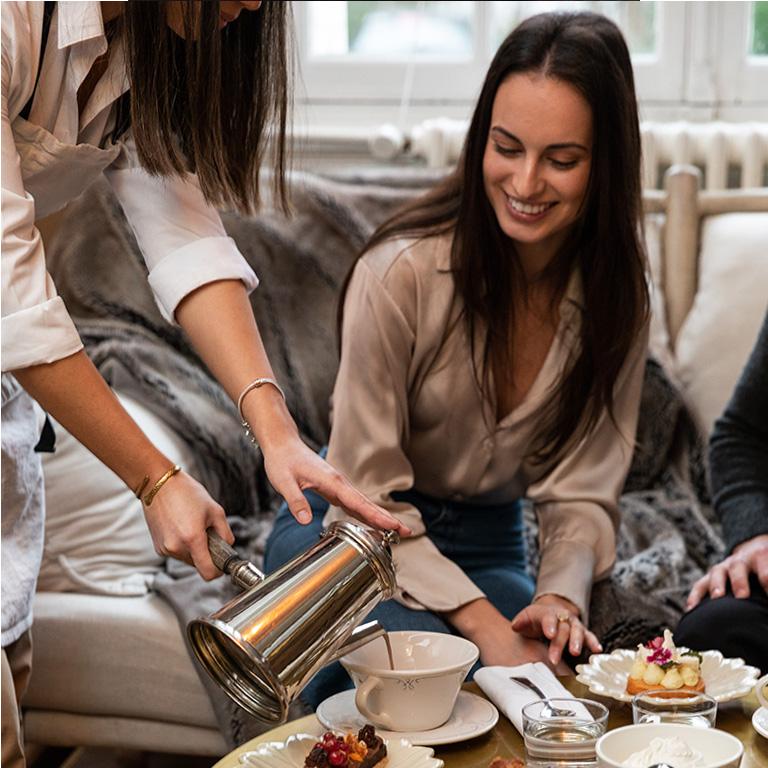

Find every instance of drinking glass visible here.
[632,689,717,728]
[522,698,609,767]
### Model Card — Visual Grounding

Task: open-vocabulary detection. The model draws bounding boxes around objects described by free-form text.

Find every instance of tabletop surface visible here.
[214,679,768,768]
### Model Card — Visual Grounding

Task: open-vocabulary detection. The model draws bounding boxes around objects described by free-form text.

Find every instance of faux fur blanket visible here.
[46,170,724,747]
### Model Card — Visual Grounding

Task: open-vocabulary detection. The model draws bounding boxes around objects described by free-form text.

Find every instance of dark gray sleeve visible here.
[708,309,768,553]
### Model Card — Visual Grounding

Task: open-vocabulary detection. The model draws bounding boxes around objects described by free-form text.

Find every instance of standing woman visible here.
[1,2,407,764]
[265,11,650,708]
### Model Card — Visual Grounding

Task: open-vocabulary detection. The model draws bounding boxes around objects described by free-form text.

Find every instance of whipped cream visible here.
[623,736,705,768]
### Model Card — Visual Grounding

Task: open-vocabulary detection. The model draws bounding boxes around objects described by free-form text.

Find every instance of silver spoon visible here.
[508,676,577,717]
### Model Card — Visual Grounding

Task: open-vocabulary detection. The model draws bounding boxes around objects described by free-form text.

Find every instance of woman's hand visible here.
[444,598,570,673]
[142,470,235,581]
[686,534,768,609]
[510,595,603,666]
[262,432,412,536]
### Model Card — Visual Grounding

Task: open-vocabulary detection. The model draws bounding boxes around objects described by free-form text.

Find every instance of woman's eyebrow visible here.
[490,126,589,152]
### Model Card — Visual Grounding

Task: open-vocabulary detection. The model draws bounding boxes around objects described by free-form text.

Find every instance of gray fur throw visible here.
[46,170,723,747]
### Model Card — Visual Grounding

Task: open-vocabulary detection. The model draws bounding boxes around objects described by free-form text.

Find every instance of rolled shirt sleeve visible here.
[527,320,650,622]
[104,139,258,324]
[324,250,485,612]
[1,59,83,371]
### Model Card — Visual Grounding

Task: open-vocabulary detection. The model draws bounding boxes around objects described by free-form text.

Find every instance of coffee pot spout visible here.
[329,620,386,663]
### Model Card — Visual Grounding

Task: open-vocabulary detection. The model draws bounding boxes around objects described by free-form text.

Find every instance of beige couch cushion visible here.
[26,591,218,731]
[675,212,768,435]
[38,394,198,595]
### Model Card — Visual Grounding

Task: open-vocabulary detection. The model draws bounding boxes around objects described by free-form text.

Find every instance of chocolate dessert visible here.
[305,726,387,768]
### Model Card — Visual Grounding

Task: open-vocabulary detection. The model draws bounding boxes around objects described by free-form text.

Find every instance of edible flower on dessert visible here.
[637,630,700,670]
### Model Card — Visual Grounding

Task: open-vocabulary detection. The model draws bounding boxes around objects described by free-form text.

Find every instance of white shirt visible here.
[1,1,259,372]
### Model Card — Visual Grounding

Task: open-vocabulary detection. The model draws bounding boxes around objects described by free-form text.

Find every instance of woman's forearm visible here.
[11,350,171,490]
[174,279,298,450]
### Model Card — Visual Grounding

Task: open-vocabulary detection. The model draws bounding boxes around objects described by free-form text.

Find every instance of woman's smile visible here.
[504,194,558,222]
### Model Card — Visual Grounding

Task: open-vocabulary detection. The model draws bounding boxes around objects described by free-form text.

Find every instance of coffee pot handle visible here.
[207,529,264,590]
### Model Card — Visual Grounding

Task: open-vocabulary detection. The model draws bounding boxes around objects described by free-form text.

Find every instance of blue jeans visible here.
[264,466,534,710]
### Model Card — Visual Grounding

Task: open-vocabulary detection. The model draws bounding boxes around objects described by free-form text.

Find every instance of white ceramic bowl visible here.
[596,723,743,768]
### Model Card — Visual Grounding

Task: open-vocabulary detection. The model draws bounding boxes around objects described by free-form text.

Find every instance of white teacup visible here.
[755,673,768,710]
[340,630,479,732]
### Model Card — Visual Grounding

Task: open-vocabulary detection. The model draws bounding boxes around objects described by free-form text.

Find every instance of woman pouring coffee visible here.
[1,3,407,765]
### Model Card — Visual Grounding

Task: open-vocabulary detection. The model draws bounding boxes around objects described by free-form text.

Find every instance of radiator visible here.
[298,120,768,190]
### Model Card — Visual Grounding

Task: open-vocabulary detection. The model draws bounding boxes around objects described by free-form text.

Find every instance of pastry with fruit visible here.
[626,629,704,695]
[305,726,387,768]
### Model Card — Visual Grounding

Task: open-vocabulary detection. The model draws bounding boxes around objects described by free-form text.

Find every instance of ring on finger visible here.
[556,611,572,624]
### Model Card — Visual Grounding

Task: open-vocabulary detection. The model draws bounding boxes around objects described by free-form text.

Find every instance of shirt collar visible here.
[56,2,108,50]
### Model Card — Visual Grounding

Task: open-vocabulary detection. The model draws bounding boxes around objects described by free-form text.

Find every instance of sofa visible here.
[22,162,768,759]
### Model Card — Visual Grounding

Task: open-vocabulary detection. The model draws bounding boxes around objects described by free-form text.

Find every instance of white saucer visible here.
[315,690,499,746]
[753,706,768,738]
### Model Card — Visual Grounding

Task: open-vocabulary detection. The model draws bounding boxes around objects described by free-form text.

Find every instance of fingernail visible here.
[596,644,603,651]
[297,510,311,524]
[711,588,723,597]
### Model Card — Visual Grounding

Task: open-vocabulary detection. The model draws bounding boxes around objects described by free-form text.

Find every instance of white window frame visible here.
[292,1,768,127]
[719,1,768,104]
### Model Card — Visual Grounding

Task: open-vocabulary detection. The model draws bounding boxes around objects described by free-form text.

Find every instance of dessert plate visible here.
[239,733,443,768]
[575,649,760,703]
[753,707,768,739]
[316,690,498,746]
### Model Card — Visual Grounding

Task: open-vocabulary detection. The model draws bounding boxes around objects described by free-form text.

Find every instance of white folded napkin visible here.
[474,662,576,735]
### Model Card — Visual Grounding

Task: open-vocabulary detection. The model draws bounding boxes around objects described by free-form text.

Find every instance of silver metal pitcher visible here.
[188,521,398,724]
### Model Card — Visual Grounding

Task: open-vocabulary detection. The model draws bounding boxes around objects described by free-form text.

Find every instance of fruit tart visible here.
[626,629,704,695]
[305,726,387,768]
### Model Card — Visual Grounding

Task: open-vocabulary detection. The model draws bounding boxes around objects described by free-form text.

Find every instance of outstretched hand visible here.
[511,595,603,666]
[686,534,768,610]
[262,435,412,537]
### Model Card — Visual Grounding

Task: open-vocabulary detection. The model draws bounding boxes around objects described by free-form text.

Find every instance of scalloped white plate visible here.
[575,649,760,703]
[239,733,443,768]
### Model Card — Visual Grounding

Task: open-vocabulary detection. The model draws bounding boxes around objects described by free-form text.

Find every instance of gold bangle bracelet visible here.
[143,465,182,507]
[133,475,150,499]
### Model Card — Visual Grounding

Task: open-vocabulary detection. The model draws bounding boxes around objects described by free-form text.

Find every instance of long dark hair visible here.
[119,1,292,213]
[341,11,649,465]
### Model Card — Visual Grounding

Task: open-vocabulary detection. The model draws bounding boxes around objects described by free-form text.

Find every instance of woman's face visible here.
[482,73,593,263]
[166,1,263,37]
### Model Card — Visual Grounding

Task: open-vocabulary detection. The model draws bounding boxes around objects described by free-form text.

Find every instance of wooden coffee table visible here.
[213,679,768,768]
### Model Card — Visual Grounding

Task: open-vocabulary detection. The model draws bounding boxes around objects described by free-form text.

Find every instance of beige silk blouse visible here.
[324,234,649,623]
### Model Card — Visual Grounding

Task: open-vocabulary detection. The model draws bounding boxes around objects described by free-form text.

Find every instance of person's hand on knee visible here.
[686,534,768,609]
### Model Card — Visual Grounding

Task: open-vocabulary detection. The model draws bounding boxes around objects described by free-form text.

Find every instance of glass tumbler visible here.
[522,698,609,767]
[632,689,717,728]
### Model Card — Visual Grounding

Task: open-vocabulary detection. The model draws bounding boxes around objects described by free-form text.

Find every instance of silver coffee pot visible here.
[188,521,398,724]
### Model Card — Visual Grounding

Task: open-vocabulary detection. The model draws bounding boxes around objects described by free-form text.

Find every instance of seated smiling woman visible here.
[265,10,650,710]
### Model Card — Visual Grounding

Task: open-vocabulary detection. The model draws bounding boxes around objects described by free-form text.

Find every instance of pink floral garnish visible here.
[644,636,664,650]
[647,647,672,665]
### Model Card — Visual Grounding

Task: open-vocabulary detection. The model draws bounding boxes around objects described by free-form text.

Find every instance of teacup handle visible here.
[355,676,397,731]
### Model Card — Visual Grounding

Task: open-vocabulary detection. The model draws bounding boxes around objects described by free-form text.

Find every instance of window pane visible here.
[489,1,657,56]
[307,1,474,58]
[751,1,768,55]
